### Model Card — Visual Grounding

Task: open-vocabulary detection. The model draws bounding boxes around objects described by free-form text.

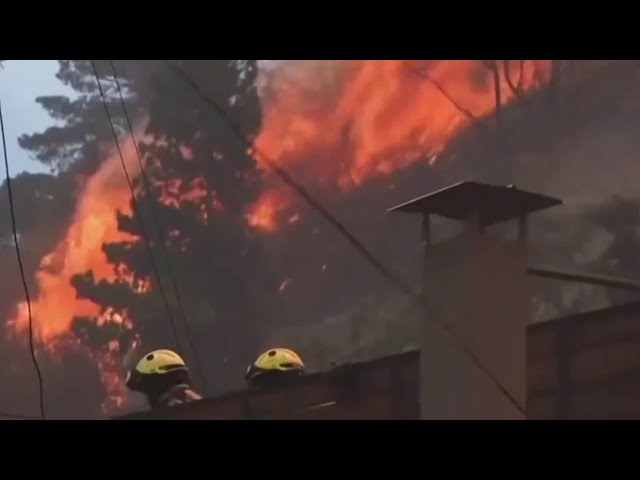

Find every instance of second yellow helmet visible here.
[134,349,187,375]
[245,348,304,383]
[126,349,188,391]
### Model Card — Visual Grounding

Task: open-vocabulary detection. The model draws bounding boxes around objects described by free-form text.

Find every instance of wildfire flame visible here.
[10,137,142,341]
[248,60,551,229]
[8,135,144,409]
[6,60,551,414]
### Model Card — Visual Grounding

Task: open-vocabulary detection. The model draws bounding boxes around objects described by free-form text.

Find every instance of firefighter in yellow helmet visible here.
[126,349,202,409]
[245,348,305,387]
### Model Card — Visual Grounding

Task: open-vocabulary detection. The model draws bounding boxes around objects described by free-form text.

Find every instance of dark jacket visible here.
[154,384,202,409]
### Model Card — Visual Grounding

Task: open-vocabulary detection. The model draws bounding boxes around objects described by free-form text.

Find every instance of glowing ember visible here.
[246,190,292,232]
[278,278,293,293]
[288,213,300,224]
[10,136,143,342]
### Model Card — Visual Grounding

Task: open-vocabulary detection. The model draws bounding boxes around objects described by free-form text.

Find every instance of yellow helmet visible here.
[245,348,304,384]
[126,349,188,391]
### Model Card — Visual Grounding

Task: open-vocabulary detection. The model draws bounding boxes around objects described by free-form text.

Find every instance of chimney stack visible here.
[389,181,561,419]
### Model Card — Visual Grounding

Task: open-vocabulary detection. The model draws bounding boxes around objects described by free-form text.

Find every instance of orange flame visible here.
[9,137,143,341]
[246,190,293,232]
[6,61,552,414]
[8,135,145,408]
[7,126,222,411]
[248,60,551,229]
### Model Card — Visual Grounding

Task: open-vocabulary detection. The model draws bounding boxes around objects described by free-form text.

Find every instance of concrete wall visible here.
[421,231,528,419]
[116,300,640,420]
[116,352,419,420]
[528,300,640,419]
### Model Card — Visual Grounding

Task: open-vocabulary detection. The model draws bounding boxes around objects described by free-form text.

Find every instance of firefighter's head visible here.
[126,349,190,396]
[245,348,305,386]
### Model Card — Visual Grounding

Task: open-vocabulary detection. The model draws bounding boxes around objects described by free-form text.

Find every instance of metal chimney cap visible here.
[388,181,562,226]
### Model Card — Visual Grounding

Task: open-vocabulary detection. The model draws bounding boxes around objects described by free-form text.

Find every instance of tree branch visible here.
[548,60,563,105]
[482,60,502,128]
[503,60,526,98]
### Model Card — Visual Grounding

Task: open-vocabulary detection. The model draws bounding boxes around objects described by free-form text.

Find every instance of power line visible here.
[106,60,207,392]
[0,98,46,420]
[90,60,185,361]
[166,61,526,416]
[167,63,415,296]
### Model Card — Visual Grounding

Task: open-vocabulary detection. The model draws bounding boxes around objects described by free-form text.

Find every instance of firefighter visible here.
[125,349,202,409]
[245,348,305,387]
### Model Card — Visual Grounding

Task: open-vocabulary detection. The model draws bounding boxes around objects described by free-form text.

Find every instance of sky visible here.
[0,60,75,177]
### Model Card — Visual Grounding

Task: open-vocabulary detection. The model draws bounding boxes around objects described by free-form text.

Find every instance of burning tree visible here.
[18,60,143,175]
[68,60,283,401]
[7,60,564,415]
[3,60,149,416]
[5,60,284,414]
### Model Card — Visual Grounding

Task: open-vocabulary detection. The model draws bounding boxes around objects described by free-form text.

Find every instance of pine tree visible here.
[71,60,282,394]
[0,60,136,417]
[18,60,141,175]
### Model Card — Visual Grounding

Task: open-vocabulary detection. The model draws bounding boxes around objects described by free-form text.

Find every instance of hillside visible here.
[266,61,640,371]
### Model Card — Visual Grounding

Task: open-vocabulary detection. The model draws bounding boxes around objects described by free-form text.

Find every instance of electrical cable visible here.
[106,60,207,392]
[167,63,415,297]
[90,61,185,360]
[0,97,46,420]
[166,61,527,416]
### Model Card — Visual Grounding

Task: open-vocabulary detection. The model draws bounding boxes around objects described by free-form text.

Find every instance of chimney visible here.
[389,181,561,419]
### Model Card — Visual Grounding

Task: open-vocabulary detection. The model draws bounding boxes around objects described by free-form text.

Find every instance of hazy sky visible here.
[0,60,75,177]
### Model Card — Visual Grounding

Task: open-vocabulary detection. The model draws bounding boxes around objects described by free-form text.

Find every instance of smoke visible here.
[258,60,347,105]
[7,60,640,416]
[6,131,149,413]
[250,60,549,230]
[253,60,640,326]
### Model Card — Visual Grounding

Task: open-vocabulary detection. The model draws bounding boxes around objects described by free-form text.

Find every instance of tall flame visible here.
[8,135,143,409]
[249,60,551,228]
[5,60,551,414]
[9,136,141,341]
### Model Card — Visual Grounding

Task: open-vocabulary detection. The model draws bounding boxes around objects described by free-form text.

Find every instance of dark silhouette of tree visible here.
[18,60,140,175]
[503,60,526,98]
[71,60,282,394]
[482,60,502,127]
[4,61,281,412]
[0,59,142,416]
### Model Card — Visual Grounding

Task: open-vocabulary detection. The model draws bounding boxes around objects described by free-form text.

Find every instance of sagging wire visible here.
[166,62,416,297]
[0,97,46,420]
[105,60,207,392]
[166,61,527,416]
[90,61,187,365]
